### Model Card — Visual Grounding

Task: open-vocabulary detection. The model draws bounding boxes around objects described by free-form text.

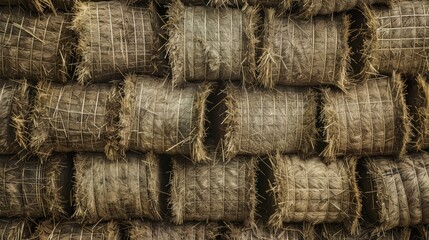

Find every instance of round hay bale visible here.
[214,83,317,159]
[0,80,30,154]
[74,152,161,223]
[34,221,120,239]
[226,223,311,240]
[0,219,32,240]
[0,154,71,218]
[407,75,429,151]
[321,73,410,161]
[165,0,258,86]
[258,9,351,89]
[267,154,360,234]
[30,81,120,160]
[119,75,212,162]
[0,8,74,82]
[72,1,164,84]
[128,221,219,240]
[170,155,257,225]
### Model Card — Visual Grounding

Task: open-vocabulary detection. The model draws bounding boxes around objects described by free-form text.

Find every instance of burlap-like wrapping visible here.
[34,221,121,240]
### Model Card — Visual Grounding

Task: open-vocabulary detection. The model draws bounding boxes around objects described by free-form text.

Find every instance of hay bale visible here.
[74,152,161,223]
[170,155,257,225]
[0,8,74,82]
[160,0,287,8]
[214,82,317,159]
[30,81,120,160]
[119,75,212,162]
[0,219,32,240]
[258,9,350,89]
[0,80,30,154]
[72,1,163,84]
[34,221,120,239]
[226,223,313,240]
[165,0,258,86]
[128,221,219,240]
[321,73,410,160]
[267,154,360,234]
[407,75,429,151]
[0,154,71,218]
[318,224,411,240]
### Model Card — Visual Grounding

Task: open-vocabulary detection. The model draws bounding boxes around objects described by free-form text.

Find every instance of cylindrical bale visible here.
[226,223,312,240]
[267,154,360,234]
[119,75,212,162]
[74,152,161,223]
[170,156,257,225]
[72,1,163,84]
[0,80,30,154]
[215,83,317,159]
[318,224,411,240]
[34,221,121,239]
[0,219,32,240]
[321,73,410,160]
[128,221,219,240]
[30,81,120,160]
[362,1,429,76]
[165,0,258,86]
[0,154,71,218]
[407,75,429,150]
[0,8,74,82]
[258,9,350,89]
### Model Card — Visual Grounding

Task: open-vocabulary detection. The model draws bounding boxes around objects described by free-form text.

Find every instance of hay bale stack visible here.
[214,83,317,159]
[170,156,257,225]
[0,154,71,218]
[0,8,73,82]
[72,1,163,84]
[34,221,120,239]
[120,75,212,162]
[407,75,429,150]
[0,219,32,240]
[321,73,410,160]
[166,0,258,86]
[30,81,120,160]
[267,154,360,234]
[226,224,311,240]
[128,221,219,240]
[0,80,30,154]
[258,9,350,89]
[74,152,161,223]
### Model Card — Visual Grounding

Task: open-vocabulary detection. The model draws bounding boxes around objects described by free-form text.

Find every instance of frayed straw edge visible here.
[267,154,286,230]
[337,13,353,91]
[222,84,240,159]
[302,89,318,155]
[412,75,429,151]
[346,156,361,235]
[45,155,68,219]
[11,79,30,150]
[118,75,137,156]
[245,157,258,228]
[242,5,259,86]
[170,157,185,225]
[146,152,162,220]
[257,8,276,88]
[358,3,378,80]
[392,71,411,160]
[104,83,123,161]
[320,87,340,162]
[72,153,88,221]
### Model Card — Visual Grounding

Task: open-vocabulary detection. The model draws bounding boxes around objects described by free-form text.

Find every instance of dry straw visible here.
[267,154,361,234]
[417,225,428,240]
[0,7,73,82]
[0,219,32,240]
[0,154,70,219]
[318,224,411,240]
[161,0,288,8]
[407,75,429,151]
[119,75,212,162]
[72,1,163,84]
[128,221,219,240]
[226,223,313,240]
[170,155,257,226]
[165,0,258,86]
[216,83,317,159]
[74,152,161,223]
[30,81,120,160]
[321,73,410,161]
[34,221,121,240]
[258,10,351,89]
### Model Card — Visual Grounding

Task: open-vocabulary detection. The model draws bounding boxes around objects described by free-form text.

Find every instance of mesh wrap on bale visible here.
[226,223,310,240]
[0,8,73,82]
[72,1,163,84]
[318,224,411,240]
[0,219,32,240]
[34,221,121,240]
[321,73,410,161]
[120,75,212,162]
[170,155,257,225]
[268,154,360,234]
[74,152,161,223]
[407,75,429,150]
[258,9,350,89]
[166,0,258,86]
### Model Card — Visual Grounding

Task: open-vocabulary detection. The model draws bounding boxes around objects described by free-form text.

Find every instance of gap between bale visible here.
[34,221,121,239]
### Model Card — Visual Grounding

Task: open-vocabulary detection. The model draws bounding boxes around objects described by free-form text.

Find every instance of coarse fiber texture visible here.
[30,81,120,160]
[226,223,311,240]
[166,0,258,86]
[0,219,32,240]
[161,0,288,8]
[72,1,163,84]
[362,1,429,76]
[120,75,212,162]
[318,224,411,240]
[34,221,121,240]
[0,154,70,219]
[74,152,161,223]
[258,9,350,89]
[217,83,317,159]
[407,75,429,150]
[0,80,30,154]
[128,221,219,240]
[268,154,361,234]
[0,8,74,82]
[321,73,410,161]
[170,156,257,226]
[416,225,428,240]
